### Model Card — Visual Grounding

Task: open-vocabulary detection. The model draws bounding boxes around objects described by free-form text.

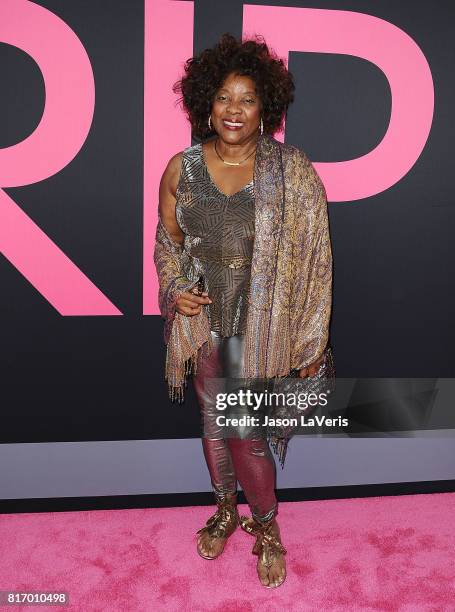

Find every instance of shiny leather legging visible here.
[193,331,277,523]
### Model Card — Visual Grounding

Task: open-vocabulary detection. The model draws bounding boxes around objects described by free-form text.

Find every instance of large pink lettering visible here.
[0,0,120,315]
[1,1,434,316]
[144,0,194,315]
[243,5,434,201]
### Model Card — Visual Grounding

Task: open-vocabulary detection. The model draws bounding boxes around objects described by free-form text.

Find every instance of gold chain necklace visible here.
[214,138,257,166]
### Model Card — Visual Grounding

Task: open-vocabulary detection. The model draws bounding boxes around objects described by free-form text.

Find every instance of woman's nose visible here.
[226,100,241,114]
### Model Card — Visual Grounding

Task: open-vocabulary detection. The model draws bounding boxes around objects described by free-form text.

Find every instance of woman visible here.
[154,33,333,588]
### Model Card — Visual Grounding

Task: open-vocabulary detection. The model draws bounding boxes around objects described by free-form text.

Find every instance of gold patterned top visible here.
[175,142,255,337]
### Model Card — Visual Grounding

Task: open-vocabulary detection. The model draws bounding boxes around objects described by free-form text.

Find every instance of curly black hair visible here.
[173,33,295,140]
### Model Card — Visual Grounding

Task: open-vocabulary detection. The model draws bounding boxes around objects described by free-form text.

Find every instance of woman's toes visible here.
[198,532,227,558]
[204,538,213,556]
[212,538,224,556]
[198,533,209,556]
[260,559,285,588]
[274,563,286,586]
[257,562,270,586]
[269,568,278,587]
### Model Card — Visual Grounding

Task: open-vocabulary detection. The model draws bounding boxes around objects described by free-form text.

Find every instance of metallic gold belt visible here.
[224,256,251,269]
[189,254,251,269]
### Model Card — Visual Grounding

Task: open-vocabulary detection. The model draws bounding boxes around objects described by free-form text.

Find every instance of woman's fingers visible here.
[178,304,201,316]
[190,287,210,297]
[298,355,325,378]
[179,291,212,304]
[176,290,212,316]
[176,300,202,315]
[176,298,201,315]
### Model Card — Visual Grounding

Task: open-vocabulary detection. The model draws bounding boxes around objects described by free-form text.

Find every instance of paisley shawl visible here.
[153,132,333,430]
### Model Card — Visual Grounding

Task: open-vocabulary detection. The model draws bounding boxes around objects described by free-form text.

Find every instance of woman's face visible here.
[211,72,262,144]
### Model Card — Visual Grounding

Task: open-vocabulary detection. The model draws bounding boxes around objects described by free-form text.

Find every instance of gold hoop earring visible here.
[208,115,212,130]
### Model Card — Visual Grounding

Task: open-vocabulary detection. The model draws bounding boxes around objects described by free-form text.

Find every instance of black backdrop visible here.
[1,0,454,446]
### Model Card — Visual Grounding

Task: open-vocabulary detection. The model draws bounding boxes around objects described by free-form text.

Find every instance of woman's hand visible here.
[176,287,212,316]
[298,354,325,378]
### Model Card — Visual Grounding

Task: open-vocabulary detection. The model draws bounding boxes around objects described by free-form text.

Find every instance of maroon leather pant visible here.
[193,331,277,523]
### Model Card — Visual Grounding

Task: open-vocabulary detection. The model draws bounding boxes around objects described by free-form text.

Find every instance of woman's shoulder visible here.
[166,141,201,166]
[179,141,202,159]
[162,152,183,188]
[162,143,202,196]
[167,143,201,175]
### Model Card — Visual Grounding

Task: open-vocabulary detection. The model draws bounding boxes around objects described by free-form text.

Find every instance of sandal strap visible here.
[196,501,239,539]
[239,516,287,559]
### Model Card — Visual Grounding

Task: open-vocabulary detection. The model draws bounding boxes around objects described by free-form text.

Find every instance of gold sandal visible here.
[239,514,287,588]
[196,492,239,559]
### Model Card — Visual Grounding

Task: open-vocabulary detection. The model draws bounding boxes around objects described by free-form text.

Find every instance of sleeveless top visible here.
[175,142,255,337]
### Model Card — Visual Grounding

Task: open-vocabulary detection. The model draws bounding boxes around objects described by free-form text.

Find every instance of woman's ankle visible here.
[214,490,238,505]
[251,503,277,524]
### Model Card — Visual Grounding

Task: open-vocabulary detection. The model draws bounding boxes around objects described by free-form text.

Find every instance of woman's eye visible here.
[245,99,255,104]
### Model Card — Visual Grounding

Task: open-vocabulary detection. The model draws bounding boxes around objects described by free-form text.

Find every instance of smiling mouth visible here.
[223,119,244,129]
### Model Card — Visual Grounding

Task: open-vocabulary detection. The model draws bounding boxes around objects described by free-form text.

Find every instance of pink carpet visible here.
[1,492,454,611]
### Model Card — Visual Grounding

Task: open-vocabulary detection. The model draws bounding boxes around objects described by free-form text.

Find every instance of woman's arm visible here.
[290,150,333,376]
[153,154,211,342]
[158,152,185,246]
